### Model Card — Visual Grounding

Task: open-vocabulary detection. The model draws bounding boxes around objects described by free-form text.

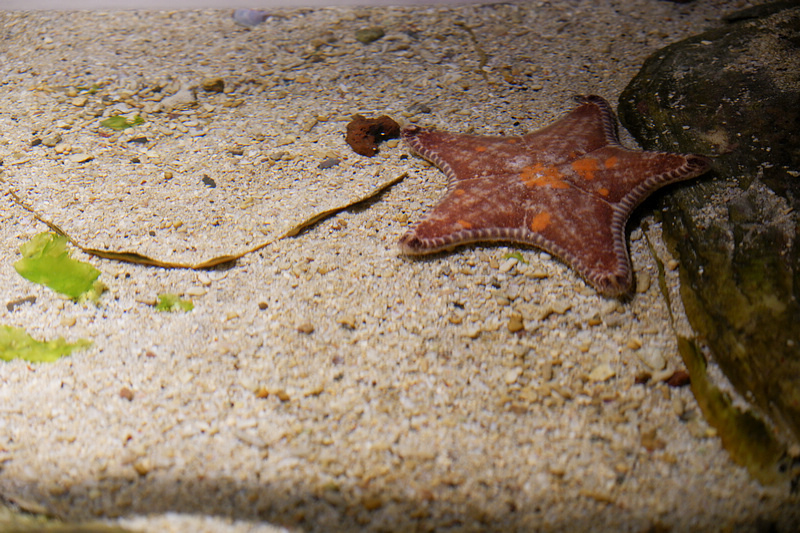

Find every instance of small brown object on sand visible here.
[345,114,400,156]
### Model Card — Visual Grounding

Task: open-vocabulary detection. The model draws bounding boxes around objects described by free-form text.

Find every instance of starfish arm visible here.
[517,190,633,297]
[558,146,711,205]
[520,95,621,157]
[398,177,530,253]
[401,95,622,184]
[402,127,534,183]
[398,179,633,296]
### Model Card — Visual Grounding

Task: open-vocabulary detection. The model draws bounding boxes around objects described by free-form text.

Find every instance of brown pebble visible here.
[201,77,225,93]
[258,301,268,310]
[355,27,385,44]
[345,114,400,157]
[119,387,134,401]
[665,370,691,387]
[133,458,152,476]
[6,295,37,312]
[297,322,315,334]
[640,428,666,452]
[362,496,384,510]
[507,314,524,333]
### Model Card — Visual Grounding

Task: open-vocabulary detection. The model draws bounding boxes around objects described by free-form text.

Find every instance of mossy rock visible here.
[618,1,800,484]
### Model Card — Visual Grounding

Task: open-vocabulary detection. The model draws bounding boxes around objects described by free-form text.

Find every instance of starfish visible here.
[399,95,711,297]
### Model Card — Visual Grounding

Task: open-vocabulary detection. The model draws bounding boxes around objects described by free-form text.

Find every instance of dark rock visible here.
[345,114,400,157]
[618,2,800,479]
[201,77,225,93]
[6,295,36,312]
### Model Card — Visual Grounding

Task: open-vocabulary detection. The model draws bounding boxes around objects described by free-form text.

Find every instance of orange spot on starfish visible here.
[520,164,568,189]
[474,146,487,153]
[399,95,711,297]
[530,212,551,232]
[571,158,599,180]
[456,219,473,229]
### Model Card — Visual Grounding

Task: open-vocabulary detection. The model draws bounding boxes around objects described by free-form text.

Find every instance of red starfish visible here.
[399,95,711,297]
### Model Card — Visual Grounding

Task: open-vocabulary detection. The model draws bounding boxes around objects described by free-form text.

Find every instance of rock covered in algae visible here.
[618,1,800,483]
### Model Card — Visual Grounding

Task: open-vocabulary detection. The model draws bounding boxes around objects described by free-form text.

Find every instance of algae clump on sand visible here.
[14,232,104,301]
[0,325,91,363]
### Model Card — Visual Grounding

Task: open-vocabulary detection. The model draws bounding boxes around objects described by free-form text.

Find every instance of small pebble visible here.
[406,102,432,114]
[41,133,62,147]
[498,257,517,273]
[355,27,385,44]
[504,367,523,385]
[119,387,134,401]
[635,271,651,293]
[318,157,340,169]
[536,301,571,320]
[70,96,88,107]
[666,370,691,387]
[133,458,152,476]
[297,322,315,334]
[640,428,666,452]
[6,295,36,312]
[626,338,643,350]
[67,153,93,163]
[160,86,196,111]
[201,77,225,93]
[588,363,615,382]
[185,287,207,297]
[637,347,666,371]
[233,9,269,28]
[671,396,685,417]
[338,316,356,330]
[603,315,626,328]
[507,314,524,333]
[463,326,482,339]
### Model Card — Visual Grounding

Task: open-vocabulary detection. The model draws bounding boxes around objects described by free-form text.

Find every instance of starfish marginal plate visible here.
[399,95,711,297]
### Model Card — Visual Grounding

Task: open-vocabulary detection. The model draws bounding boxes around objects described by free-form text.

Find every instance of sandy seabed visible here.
[1,2,798,532]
